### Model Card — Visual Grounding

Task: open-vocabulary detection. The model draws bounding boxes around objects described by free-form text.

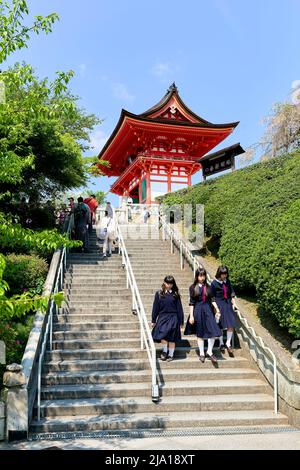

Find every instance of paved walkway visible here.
[1,431,300,450]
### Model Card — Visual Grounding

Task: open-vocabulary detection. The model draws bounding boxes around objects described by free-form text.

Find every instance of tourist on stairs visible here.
[99,210,116,258]
[151,276,184,362]
[184,268,222,365]
[211,265,238,357]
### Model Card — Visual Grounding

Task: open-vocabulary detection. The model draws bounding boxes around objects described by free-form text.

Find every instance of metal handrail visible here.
[111,208,160,402]
[159,213,278,414]
[37,219,71,421]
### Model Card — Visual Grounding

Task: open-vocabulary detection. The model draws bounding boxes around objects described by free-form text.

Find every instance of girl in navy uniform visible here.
[184,268,222,364]
[211,265,237,357]
[151,275,184,362]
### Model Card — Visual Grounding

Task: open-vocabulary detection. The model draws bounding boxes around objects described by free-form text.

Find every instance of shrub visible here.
[0,316,34,388]
[3,253,48,296]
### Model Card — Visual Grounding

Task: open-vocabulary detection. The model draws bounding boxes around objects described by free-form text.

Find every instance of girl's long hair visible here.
[160,275,180,298]
[215,265,229,279]
[191,268,212,299]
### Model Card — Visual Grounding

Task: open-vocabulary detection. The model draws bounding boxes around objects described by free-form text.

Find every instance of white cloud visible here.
[90,129,109,153]
[152,62,173,77]
[112,82,135,102]
[151,61,180,83]
[79,63,87,77]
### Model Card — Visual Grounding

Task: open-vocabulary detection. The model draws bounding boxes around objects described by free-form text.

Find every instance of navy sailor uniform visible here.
[184,284,222,338]
[151,290,184,343]
[210,279,237,329]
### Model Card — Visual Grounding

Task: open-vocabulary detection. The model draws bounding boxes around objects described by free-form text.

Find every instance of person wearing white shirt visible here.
[100,211,116,257]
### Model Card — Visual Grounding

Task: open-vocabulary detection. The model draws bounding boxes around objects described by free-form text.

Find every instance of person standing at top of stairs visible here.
[211,265,238,357]
[184,268,222,365]
[99,210,116,258]
[83,194,98,234]
[151,275,184,362]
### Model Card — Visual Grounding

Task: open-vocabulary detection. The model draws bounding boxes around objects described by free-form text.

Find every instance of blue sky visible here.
[4,0,300,205]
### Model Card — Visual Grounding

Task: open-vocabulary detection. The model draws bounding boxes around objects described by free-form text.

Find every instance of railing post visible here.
[126,266,129,289]
[37,357,41,421]
[193,258,196,277]
[180,241,183,270]
[64,248,67,272]
[274,358,278,414]
[60,264,63,290]
[49,303,53,352]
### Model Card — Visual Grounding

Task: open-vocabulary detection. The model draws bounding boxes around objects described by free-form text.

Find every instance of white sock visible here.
[162,345,168,353]
[226,331,233,347]
[219,335,224,345]
[207,338,215,356]
[197,338,204,356]
[168,348,175,357]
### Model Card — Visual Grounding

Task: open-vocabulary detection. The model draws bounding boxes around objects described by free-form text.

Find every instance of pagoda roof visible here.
[97,84,240,176]
[139,83,239,127]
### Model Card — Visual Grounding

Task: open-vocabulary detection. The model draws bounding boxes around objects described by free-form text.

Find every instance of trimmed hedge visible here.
[159,151,300,337]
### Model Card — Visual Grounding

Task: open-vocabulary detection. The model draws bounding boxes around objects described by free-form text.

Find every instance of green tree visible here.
[0,0,59,63]
[0,63,102,205]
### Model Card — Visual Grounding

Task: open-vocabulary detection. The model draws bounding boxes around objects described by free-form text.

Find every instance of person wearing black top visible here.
[211,265,238,357]
[151,275,184,362]
[184,268,221,364]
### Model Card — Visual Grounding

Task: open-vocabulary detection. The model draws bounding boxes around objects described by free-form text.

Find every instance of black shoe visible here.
[166,355,174,362]
[160,351,168,361]
[226,345,235,357]
[206,353,218,365]
[199,355,205,363]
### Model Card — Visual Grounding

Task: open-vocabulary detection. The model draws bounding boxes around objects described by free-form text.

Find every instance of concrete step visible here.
[43,356,251,373]
[50,337,227,351]
[45,347,243,362]
[51,338,144,350]
[64,293,133,301]
[35,393,276,418]
[42,367,259,386]
[54,314,137,323]
[30,410,288,433]
[45,348,147,362]
[57,308,134,315]
[64,275,127,281]
[63,281,190,288]
[53,321,140,332]
[40,380,270,401]
[66,264,123,275]
[62,303,134,310]
[52,329,141,340]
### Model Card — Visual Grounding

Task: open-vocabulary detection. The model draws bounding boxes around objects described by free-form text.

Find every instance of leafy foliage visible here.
[0,63,101,205]
[0,0,59,63]
[0,253,64,320]
[0,212,82,257]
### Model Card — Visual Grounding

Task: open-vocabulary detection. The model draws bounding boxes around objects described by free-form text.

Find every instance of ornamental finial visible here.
[167,82,178,93]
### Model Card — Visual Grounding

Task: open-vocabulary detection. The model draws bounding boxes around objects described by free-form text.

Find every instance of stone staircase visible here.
[30,225,288,435]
